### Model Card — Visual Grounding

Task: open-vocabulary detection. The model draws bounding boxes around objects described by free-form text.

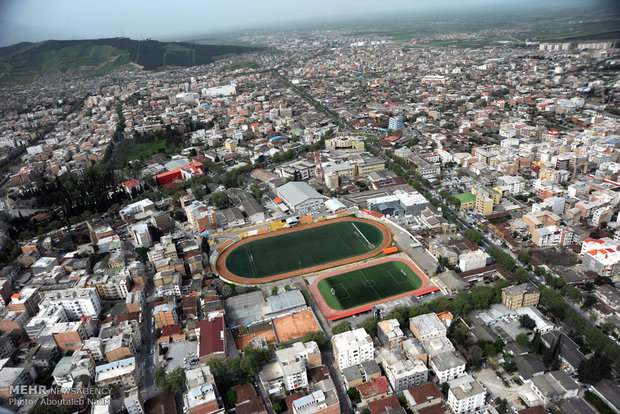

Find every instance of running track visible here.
[309,256,437,321]
[215,217,392,284]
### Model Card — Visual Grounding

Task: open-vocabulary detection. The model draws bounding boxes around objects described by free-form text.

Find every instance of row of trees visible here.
[539,286,620,369]
[207,344,271,379]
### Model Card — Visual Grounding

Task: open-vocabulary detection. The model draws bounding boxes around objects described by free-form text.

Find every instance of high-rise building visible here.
[332,328,374,371]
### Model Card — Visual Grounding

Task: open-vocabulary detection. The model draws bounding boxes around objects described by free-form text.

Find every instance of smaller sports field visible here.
[316,259,422,310]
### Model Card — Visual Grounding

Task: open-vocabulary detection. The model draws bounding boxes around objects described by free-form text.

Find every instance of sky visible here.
[0,0,616,47]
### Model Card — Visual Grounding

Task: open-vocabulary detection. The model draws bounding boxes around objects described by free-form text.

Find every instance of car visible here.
[149,349,154,355]
[472,374,477,379]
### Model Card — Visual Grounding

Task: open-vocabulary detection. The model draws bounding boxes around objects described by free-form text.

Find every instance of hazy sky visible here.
[0,0,616,47]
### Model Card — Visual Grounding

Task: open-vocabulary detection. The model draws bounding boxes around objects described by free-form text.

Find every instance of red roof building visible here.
[357,376,390,405]
[195,312,225,362]
[368,395,401,414]
[155,162,204,185]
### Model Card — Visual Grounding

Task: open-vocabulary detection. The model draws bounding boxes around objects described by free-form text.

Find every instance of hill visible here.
[0,38,264,84]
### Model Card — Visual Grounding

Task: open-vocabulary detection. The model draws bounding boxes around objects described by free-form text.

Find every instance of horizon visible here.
[0,0,618,47]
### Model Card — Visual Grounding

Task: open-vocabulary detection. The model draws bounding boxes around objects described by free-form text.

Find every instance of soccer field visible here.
[317,260,422,310]
[224,219,385,279]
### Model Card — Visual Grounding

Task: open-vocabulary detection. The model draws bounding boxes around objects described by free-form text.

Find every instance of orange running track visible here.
[309,256,437,321]
[215,217,391,284]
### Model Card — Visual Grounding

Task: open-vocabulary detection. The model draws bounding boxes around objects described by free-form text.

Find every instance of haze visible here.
[0,0,616,47]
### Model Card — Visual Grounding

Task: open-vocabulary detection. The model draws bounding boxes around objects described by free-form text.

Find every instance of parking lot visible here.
[161,341,198,373]
[475,367,540,410]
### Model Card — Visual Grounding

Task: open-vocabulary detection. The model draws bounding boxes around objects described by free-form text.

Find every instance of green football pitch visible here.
[224,220,384,278]
[317,260,422,310]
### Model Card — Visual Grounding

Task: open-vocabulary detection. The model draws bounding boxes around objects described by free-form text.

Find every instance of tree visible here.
[302,331,326,347]
[272,401,283,413]
[447,320,471,346]
[464,229,482,245]
[173,210,187,222]
[517,251,530,264]
[514,268,530,283]
[503,359,517,373]
[468,345,484,369]
[441,382,450,396]
[224,390,237,408]
[201,237,211,255]
[497,398,508,414]
[515,333,530,347]
[582,295,597,310]
[530,330,545,354]
[578,354,612,384]
[332,321,352,335]
[359,316,379,337]
[210,191,230,208]
[153,367,185,393]
[347,387,361,404]
[519,314,537,330]
[271,286,279,296]
[240,354,259,375]
[250,183,263,200]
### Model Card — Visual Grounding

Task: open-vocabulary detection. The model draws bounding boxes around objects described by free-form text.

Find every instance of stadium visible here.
[309,257,437,321]
[215,217,391,284]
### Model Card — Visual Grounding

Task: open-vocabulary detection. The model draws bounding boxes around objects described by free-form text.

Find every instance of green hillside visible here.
[0,38,264,84]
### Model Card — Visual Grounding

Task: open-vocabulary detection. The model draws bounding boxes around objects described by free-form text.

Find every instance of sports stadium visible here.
[215,217,391,284]
[309,257,437,321]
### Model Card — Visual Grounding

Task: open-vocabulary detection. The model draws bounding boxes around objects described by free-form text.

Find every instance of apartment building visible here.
[501,284,541,311]
[429,351,466,383]
[447,375,486,414]
[95,357,138,388]
[153,303,179,329]
[332,328,374,371]
[377,319,404,350]
[8,286,41,316]
[458,250,490,272]
[409,314,447,341]
[39,288,102,320]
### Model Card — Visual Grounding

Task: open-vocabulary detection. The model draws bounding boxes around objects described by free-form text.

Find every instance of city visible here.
[0,1,619,414]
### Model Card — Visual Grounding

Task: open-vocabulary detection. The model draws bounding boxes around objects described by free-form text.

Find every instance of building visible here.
[367,190,429,217]
[325,135,364,152]
[389,116,404,131]
[447,374,485,414]
[195,311,226,362]
[40,288,101,320]
[496,175,525,195]
[95,357,138,388]
[458,250,490,272]
[124,389,145,414]
[276,341,321,391]
[119,199,156,221]
[185,200,218,232]
[155,162,204,185]
[130,223,152,248]
[277,182,324,214]
[291,390,339,414]
[8,287,41,316]
[332,328,374,371]
[52,350,96,389]
[502,284,541,311]
[357,376,390,405]
[429,351,466,383]
[153,303,179,328]
[409,313,447,341]
[384,358,429,393]
[529,370,579,405]
[183,366,223,414]
[377,319,404,350]
[403,382,443,413]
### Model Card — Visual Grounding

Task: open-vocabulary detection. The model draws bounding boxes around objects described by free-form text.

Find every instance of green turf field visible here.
[225,220,384,278]
[317,260,422,310]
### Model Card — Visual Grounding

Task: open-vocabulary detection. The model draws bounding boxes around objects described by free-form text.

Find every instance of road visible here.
[138,264,161,400]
